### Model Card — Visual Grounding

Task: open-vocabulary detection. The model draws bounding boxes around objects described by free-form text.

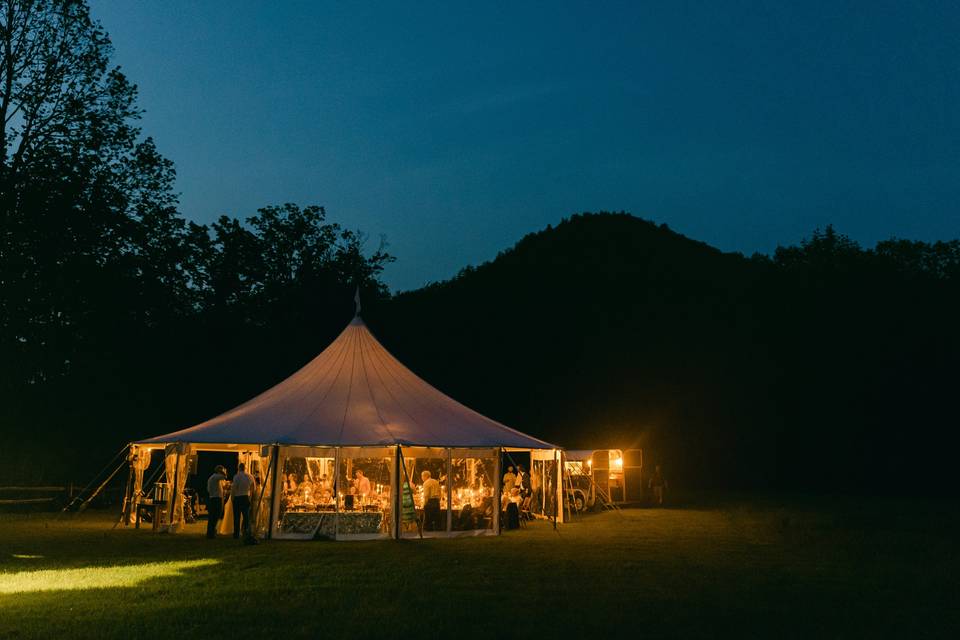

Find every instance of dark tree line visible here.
[367,215,960,493]
[0,1,391,482]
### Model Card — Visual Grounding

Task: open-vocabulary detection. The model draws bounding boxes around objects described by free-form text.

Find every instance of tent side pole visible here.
[494,448,502,534]
[393,445,401,541]
[555,449,562,527]
[168,444,182,531]
[116,447,135,527]
[445,448,453,533]
[269,445,280,539]
[254,444,277,539]
[334,447,341,540]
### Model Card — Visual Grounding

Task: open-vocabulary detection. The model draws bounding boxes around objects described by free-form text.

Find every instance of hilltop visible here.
[368,212,959,490]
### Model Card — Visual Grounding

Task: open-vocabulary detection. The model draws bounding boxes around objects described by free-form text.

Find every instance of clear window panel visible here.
[400,447,448,537]
[252,447,274,538]
[337,447,394,539]
[274,447,337,539]
[542,459,559,518]
[450,451,496,532]
[531,459,547,516]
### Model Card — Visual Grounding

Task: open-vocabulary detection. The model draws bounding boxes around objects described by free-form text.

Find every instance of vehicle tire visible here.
[573,491,586,512]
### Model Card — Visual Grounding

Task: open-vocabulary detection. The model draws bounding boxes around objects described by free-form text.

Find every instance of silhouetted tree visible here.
[0,1,393,483]
[0,0,186,385]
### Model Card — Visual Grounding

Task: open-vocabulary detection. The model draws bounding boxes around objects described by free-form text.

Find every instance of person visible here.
[319,487,334,507]
[504,488,521,530]
[284,473,299,495]
[502,465,516,494]
[421,470,442,531]
[205,465,228,539]
[516,464,530,497]
[298,474,315,502]
[231,462,254,540]
[649,465,667,506]
[354,469,371,502]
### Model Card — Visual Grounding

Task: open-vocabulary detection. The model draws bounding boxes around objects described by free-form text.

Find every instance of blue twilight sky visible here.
[88,1,959,291]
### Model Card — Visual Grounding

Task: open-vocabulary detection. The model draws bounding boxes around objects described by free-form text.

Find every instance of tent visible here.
[127,315,564,540]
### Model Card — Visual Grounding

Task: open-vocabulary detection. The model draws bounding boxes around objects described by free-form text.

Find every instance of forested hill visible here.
[367,212,960,491]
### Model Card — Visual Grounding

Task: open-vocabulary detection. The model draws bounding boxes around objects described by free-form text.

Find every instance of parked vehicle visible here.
[564,449,643,511]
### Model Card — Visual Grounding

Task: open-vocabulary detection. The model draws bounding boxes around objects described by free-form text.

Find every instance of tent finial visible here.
[354,286,361,317]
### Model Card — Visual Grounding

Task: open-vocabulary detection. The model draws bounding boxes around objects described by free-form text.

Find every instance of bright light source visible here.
[0,559,219,595]
[611,456,623,470]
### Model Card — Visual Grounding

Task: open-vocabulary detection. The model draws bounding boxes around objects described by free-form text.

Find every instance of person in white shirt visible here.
[421,470,442,531]
[230,463,254,540]
[205,465,227,539]
[354,469,372,502]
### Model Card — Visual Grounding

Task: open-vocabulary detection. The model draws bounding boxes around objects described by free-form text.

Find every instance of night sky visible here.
[89,1,959,291]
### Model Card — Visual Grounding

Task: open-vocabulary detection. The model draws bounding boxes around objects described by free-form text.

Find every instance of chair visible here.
[520,495,532,524]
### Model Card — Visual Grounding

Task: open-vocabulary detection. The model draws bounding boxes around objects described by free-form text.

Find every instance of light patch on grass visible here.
[11,555,44,560]
[0,559,218,595]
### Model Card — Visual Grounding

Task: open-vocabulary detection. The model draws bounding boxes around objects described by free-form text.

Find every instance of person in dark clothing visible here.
[205,465,227,539]
[421,470,442,531]
[516,465,530,497]
[649,465,667,506]
[230,463,254,539]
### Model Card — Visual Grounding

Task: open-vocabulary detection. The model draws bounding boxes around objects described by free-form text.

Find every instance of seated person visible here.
[344,486,357,510]
[456,503,475,530]
[318,487,333,505]
[284,473,299,494]
[298,476,315,501]
[505,499,520,530]
[501,487,522,511]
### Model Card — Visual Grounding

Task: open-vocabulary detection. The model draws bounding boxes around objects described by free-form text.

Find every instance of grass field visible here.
[1,494,956,639]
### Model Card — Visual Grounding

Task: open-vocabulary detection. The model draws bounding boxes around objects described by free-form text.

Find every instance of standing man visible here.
[205,465,227,539]
[231,462,254,540]
[354,469,372,503]
[502,465,516,495]
[421,470,442,531]
[516,465,530,497]
[649,465,667,506]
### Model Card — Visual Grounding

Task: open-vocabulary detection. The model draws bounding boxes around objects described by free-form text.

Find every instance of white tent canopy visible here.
[140,317,555,449]
[129,316,564,540]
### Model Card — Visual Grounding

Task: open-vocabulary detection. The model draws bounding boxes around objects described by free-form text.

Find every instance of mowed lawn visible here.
[1,495,956,639]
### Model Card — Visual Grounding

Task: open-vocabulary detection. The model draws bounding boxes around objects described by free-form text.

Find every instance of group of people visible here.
[206,463,259,543]
[501,464,532,529]
[281,467,380,511]
[341,468,374,509]
[283,471,334,507]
